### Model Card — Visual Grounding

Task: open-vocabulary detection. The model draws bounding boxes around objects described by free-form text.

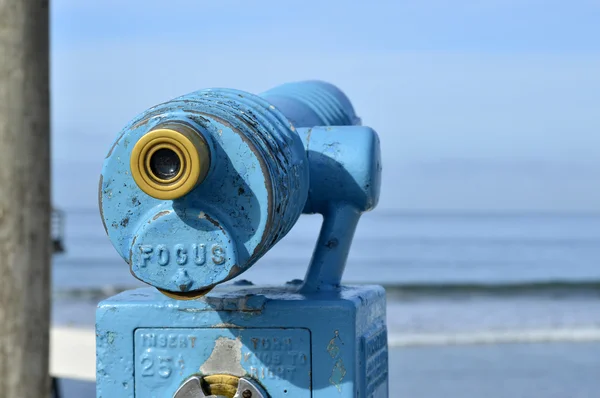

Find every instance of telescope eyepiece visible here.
[129,123,210,200]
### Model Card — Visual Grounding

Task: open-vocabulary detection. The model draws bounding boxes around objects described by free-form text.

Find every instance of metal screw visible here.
[242,390,252,398]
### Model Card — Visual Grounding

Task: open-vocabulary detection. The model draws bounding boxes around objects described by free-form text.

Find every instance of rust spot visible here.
[131,196,141,206]
[251,338,259,349]
[153,210,171,220]
[120,217,129,227]
[226,265,243,280]
[190,336,196,348]
[203,213,226,236]
[203,213,219,227]
[238,187,245,195]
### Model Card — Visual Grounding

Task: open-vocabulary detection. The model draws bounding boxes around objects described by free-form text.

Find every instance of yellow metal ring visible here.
[130,124,210,200]
[157,286,214,300]
[137,137,191,192]
[203,374,240,397]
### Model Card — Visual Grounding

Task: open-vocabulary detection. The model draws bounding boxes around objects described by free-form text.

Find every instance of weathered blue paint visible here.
[100,88,311,293]
[97,81,388,397]
[298,126,382,292]
[96,285,388,398]
[100,81,364,294]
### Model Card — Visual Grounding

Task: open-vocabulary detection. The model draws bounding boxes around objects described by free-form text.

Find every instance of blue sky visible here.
[50,0,600,211]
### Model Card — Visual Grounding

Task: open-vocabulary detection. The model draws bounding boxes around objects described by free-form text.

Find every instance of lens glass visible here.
[150,148,181,181]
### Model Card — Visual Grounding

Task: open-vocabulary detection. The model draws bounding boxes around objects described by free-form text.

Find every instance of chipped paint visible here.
[327,330,342,358]
[99,83,376,296]
[204,212,227,235]
[211,323,239,328]
[98,175,108,235]
[128,235,137,268]
[329,359,346,391]
[200,337,245,377]
[152,210,171,220]
[177,293,265,312]
[305,127,313,146]
[105,131,126,159]
[192,111,274,260]
[96,81,387,397]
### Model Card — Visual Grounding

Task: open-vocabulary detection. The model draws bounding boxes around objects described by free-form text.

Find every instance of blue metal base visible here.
[96,285,388,397]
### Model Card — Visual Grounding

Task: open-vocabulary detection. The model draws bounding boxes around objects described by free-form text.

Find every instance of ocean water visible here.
[54,210,600,287]
[53,210,600,397]
[53,209,600,338]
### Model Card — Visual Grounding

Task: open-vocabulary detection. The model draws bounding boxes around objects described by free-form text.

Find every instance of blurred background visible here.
[50,1,600,397]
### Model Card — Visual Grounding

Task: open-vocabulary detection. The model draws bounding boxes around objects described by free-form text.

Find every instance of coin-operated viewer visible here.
[97,80,386,398]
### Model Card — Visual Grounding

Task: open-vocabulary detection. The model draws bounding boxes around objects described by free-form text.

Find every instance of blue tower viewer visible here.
[97,80,386,397]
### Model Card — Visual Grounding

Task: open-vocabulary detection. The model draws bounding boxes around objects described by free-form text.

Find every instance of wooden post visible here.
[0,0,51,396]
